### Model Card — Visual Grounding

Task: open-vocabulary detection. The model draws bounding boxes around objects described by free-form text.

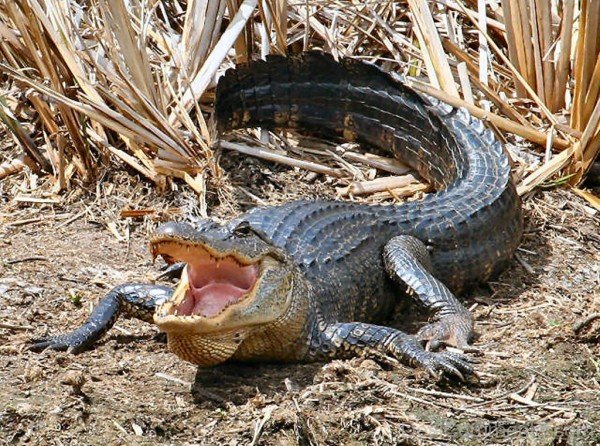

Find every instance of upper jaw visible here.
[150,221,272,261]
[150,237,263,266]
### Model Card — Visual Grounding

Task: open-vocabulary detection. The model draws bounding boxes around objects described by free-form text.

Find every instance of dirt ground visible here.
[1,151,599,445]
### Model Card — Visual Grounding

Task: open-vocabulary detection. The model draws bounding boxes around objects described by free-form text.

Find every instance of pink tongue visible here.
[183,283,246,317]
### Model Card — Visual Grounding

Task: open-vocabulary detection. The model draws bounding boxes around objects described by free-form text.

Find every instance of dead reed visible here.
[0,0,598,206]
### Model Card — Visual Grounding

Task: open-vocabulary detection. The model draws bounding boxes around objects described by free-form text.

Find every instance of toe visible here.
[29,335,75,352]
[440,351,473,376]
[29,338,54,352]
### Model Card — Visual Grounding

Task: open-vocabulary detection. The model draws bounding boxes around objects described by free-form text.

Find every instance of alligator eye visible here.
[232,221,273,244]
[232,221,253,237]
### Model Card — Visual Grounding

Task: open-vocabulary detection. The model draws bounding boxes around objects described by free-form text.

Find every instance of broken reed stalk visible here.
[528,0,545,104]
[568,0,600,183]
[552,0,574,112]
[570,188,600,211]
[220,140,345,178]
[499,0,525,97]
[470,0,600,187]
[0,95,51,172]
[406,80,570,150]
[342,151,411,176]
[181,0,227,78]
[476,0,489,88]
[0,156,28,179]
[536,0,554,106]
[443,40,530,126]
[173,0,259,121]
[455,0,558,127]
[408,0,458,96]
[343,174,422,196]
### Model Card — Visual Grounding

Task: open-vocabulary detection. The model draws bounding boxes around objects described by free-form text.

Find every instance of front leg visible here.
[383,235,474,350]
[310,322,472,379]
[30,284,172,353]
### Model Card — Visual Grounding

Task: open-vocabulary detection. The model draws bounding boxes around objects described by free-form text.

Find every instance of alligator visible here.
[31,52,523,379]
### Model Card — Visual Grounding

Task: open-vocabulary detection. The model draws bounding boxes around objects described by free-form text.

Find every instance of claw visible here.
[432,355,465,380]
[423,364,441,379]
[399,336,473,380]
[29,333,87,354]
[443,364,465,381]
[440,351,473,378]
[422,356,464,381]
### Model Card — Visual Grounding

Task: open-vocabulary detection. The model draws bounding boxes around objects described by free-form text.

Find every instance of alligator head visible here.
[150,221,303,366]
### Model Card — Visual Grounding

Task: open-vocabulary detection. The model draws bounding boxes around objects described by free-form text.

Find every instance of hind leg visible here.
[383,235,474,351]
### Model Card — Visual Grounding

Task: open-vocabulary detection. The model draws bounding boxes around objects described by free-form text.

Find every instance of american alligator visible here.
[32,52,523,379]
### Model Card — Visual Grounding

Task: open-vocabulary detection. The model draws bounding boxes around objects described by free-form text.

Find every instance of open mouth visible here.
[153,241,259,318]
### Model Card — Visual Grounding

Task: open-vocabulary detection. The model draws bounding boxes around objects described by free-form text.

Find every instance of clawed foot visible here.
[417,312,476,352]
[406,312,476,380]
[416,349,473,381]
[29,329,92,354]
[392,335,473,381]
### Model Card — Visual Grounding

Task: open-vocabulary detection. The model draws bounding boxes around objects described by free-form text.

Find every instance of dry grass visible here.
[0,0,599,205]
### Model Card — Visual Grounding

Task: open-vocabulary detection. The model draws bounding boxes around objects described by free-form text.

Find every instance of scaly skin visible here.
[32,53,523,379]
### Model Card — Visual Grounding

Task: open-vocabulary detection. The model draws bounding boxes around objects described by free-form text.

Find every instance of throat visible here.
[177,283,248,317]
[172,259,259,318]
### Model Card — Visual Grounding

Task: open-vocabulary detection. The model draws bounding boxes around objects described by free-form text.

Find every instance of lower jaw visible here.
[166,330,245,366]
